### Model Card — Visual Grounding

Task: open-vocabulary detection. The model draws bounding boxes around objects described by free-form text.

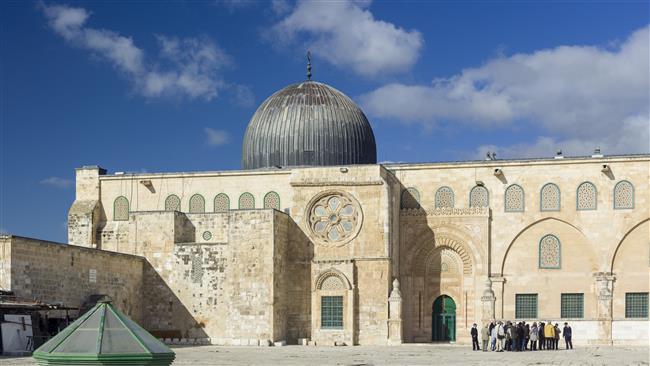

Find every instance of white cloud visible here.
[204,127,230,146]
[360,26,650,157]
[271,0,423,76]
[270,0,291,15]
[230,84,255,108]
[40,177,74,189]
[40,3,232,100]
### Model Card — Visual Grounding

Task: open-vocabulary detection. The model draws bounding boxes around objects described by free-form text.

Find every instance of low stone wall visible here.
[0,235,144,321]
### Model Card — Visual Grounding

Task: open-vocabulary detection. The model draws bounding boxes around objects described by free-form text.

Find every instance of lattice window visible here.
[308,193,360,244]
[505,184,524,212]
[435,186,455,208]
[191,250,203,284]
[625,293,648,318]
[320,275,345,291]
[401,187,421,209]
[189,194,205,213]
[469,186,489,208]
[239,192,255,209]
[577,182,597,210]
[561,293,584,318]
[213,193,230,212]
[321,296,343,329]
[614,181,634,209]
[263,191,280,210]
[164,195,180,211]
[540,183,560,211]
[113,196,129,221]
[539,234,561,269]
[515,294,538,319]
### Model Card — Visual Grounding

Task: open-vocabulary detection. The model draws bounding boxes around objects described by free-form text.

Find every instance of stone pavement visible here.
[2,345,648,365]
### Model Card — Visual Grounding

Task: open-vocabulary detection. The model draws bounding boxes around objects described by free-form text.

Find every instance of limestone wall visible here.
[0,235,144,321]
[135,210,311,345]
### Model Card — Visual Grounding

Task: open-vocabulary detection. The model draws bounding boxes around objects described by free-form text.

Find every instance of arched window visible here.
[164,194,180,211]
[435,186,454,208]
[239,192,255,209]
[576,182,597,210]
[539,234,561,269]
[469,186,489,208]
[113,196,129,221]
[505,184,524,212]
[401,187,421,209]
[614,180,634,209]
[263,191,280,210]
[213,193,230,212]
[540,183,560,211]
[188,194,205,213]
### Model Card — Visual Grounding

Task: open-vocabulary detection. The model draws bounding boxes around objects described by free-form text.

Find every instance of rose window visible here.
[308,193,361,244]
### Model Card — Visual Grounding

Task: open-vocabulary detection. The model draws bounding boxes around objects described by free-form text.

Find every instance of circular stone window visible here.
[307,191,362,246]
[202,231,212,241]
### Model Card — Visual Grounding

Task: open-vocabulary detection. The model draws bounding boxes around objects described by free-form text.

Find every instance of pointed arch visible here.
[499,217,585,274]
[610,218,650,272]
[413,235,473,276]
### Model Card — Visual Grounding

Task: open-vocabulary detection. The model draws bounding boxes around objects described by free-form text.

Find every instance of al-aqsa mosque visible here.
[1,65,648,347]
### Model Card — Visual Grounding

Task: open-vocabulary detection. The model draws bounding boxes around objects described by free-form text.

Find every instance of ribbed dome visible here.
[242,81,377,169]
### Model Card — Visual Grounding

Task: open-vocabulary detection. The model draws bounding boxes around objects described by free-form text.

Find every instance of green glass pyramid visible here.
[33,301,175,365]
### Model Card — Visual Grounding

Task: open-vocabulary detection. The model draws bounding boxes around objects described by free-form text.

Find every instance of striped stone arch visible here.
[413,235,473,275]
[314,269,352,291]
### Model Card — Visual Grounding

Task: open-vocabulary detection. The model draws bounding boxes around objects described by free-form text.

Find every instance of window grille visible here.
[321,296,344,329]
[515,294,538,319]
[625,293,648,318]
[561,293,584,318]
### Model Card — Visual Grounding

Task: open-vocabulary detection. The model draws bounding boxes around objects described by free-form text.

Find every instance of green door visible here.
[432,295,456,342]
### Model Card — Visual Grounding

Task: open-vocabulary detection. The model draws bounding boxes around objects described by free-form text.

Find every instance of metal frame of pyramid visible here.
[33,301,175,365]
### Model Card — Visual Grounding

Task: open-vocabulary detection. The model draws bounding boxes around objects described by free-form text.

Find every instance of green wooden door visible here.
[432,295,456,342]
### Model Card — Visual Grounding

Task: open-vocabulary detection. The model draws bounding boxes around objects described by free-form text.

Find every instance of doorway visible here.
[432,295,456,342]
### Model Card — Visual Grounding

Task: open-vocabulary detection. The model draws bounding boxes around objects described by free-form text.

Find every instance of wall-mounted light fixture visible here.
[493,168,503,176]
[340,167,349,173]
[601,164,611,174]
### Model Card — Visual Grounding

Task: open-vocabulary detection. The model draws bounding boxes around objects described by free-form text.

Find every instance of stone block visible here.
[273,340,286,347]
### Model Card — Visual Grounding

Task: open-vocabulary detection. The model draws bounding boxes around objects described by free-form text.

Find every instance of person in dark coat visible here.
[563,322,573,349]
[510,322,519,351]
[518,322,526,351]
[523,322,530,350]
[539,322,545,350]
[553,323,561,350]
[471,323,480,350]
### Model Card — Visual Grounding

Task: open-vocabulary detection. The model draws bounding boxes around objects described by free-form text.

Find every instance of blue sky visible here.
[1,0,649,242]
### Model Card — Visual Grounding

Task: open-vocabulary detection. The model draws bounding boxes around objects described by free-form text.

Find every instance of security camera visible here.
[494,168,503,176]
[601,164,611,173]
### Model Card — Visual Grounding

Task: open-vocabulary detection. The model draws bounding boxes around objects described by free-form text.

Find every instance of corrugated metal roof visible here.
[242,81,377,169]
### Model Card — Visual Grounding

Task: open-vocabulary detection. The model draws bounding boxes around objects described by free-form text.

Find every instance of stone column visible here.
[593,272,615,345]
[387,278,403,345]
[481,277,496,323]
[490,276,506,319]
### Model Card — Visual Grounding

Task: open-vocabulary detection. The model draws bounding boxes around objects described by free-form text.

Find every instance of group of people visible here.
[470,321,573,352]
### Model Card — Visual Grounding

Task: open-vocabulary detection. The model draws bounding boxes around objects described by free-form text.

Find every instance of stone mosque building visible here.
[1,75,648,347]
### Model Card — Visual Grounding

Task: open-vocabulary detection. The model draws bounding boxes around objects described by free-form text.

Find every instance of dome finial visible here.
[306,50,312,80]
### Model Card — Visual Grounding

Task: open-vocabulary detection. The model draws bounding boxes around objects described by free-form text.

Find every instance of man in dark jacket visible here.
[563,322,573,349]
[471,323,480,350]
[511,322,519,351]
[539,322,546,350]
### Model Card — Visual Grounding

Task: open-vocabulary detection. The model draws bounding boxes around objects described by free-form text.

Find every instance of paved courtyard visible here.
[2,345,649,365]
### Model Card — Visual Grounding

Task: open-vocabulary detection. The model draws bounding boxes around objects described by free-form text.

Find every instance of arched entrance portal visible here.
[432,295,456,342]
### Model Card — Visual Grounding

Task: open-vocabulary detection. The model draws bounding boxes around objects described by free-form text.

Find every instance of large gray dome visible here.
[242,81,377,169]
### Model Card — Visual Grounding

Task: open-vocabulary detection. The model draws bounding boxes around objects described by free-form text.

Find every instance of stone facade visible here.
[2,154,648,346]
[0,235,144,321]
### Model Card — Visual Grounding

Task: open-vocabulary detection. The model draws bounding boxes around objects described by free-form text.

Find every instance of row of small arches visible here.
[401,180,635,212]
[113,192,281,221]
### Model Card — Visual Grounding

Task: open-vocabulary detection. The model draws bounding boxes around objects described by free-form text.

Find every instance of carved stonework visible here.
[387,278,402,344]
[400,207,489,217]
[481,277,496,321]
[306,191,363,246]
[594,272,616,319]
